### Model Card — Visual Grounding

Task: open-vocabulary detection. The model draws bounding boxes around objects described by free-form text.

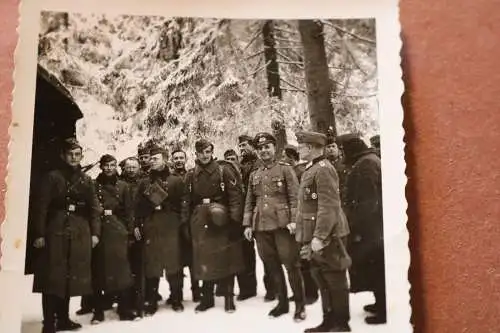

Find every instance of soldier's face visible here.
[123,159,140,176]
[172,152,186,170]
[225,155,238,163]
[62,148,83,168]
[138,154,151,168]
[150,153,165,171]
[298,143,312,161]
[196,147,213,165]
[257,143,275,162]
[238,141,253,156]
[281,151,293,165]
[325,143,340,159]
[101,160,117,177]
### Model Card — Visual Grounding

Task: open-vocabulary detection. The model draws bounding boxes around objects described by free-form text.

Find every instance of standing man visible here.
[340,135,386,325]
[135,145,185,315]
[242,133,306,322]
[182,139,245,313]
[281,144,319,305]
[32,138,101,333]
[119,157,144,314]
[170,148,201,303]
[90,154,137,324]
[295,131,351,333]
[370,134,381,158]
[238,135,276,302]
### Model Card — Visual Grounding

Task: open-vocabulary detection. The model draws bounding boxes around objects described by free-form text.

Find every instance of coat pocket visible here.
[276,205,290,228]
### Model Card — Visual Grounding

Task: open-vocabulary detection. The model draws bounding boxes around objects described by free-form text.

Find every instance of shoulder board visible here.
[278,161,291,166]
[305,161,314,170]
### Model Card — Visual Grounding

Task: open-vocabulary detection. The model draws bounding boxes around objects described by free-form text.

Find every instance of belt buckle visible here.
[202,198,211,204]
[68,204,76,212]
[104,209,112,216]
[155,205,162,211]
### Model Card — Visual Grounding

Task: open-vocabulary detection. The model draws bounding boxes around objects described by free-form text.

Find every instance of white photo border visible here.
[1,0,409,332]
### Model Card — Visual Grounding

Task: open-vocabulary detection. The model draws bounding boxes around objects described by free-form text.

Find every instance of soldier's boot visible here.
[117,290,140,321]
[167,271,184,313]
[268,294,289,318]
[75,295,93,315]
[195,281,215,313]
[55,297,82,331]
[288,265,307,322]
[303,312,333,333]
[365,289,386,324]
[144,277,159,316]
[223,276,236,313]
[90,310,104,325]
[190,267,201,302]
[41,294,57,333]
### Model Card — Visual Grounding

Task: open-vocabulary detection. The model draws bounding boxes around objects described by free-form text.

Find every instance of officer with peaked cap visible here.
[237,134,276,302]
[182,139,245,314]
[295,131,351,332]
[32,138,101,333]
[243,132,307,322]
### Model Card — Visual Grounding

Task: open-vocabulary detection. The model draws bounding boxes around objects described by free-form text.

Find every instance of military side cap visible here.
[137,145,150,156]
[295,131,327,146]
[238,135,254,144]
[99,154,116,165]
[195,139,214,152]
[284,144,299,160]
[224,149,238,158]
[61,137,82,151]
[253,132,276,147]
[149,144,167,156]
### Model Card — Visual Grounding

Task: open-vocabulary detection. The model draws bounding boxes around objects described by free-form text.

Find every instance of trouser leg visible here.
[166,271,184,303]
[237,238,257,296]
[311,265,331,314]
[301,259,319,301]
[189,266,201,299]
[42,294,57,326]
[324,270,350,325]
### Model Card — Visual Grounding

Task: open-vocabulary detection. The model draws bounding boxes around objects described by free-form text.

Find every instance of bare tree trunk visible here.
[262,20,286,157]
[298,20,336,136]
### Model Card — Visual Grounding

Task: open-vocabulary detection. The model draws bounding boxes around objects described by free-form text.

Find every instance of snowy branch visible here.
[321,20,376,45]
[248,60,271,77]
[277,60,304,69]
[244,50,264,60]
[242,27,262,52]
[280,77,306,92]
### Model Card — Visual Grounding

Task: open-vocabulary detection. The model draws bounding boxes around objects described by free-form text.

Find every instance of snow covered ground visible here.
[20,258,392,333]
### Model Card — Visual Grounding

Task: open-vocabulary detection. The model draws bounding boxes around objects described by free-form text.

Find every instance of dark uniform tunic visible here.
[296,156,351,326]
[243,161,305,305]
[93,174,134,293]
[182,159,245,282]
[33,165,101,298]
[136,167,185,278]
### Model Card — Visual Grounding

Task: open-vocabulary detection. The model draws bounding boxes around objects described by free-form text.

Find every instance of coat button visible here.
[204,225,208,229]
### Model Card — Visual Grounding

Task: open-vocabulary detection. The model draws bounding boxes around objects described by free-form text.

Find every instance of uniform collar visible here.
[260,159,277,170]
[305,155,327,170]
[194,158,218,176]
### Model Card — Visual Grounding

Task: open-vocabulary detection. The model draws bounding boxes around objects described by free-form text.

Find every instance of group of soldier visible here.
[31,128,384,333]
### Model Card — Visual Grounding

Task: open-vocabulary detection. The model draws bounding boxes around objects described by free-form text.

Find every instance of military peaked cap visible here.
[149,144,167,156]
[295,131,327,146]
[253,132,276,147]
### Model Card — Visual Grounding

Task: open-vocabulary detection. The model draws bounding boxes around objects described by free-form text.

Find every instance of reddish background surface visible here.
[1,0,500,332]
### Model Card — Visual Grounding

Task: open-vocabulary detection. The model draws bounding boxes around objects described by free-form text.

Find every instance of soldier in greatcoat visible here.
[242,133,306,322]
[181,139,245,313]
[32,138,101,333]
[238,135,276,302]
[295,131,351,333]
[169,148,201,303]
[119,157,144,312]
[89,154,137,324]
[281,144,319,305]
[135,146,185,315]
[325,136,349,207]
[340,135,386,325]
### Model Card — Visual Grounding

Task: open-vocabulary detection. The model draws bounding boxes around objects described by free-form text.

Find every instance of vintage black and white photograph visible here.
[1,1,408,333]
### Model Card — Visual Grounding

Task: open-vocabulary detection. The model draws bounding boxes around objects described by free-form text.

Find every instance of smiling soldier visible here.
[243,132,306,322]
